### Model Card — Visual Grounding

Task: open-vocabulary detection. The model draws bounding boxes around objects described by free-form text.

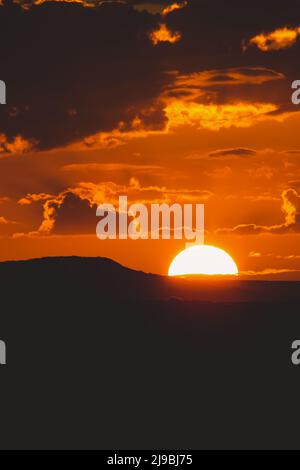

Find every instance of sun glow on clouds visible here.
[67,67,286,151]
[150,23,181,45]
[248,26,300,51]
[161,1,187,16]
[71,99,281,151]
[164,100,278,131]
[16,178,213,238]
[0,134,34,155]
[70,100,280,151]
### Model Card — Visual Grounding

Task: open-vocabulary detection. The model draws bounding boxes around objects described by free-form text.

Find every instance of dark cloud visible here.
[209,148,257,158]
[0,1,168,149]
[53,192,97,234]
[18,189,99,235]
[11,1,172,10]
[12,0,171,9]
[285,150,300,155]
[0,0,300,150]
[217,188,300,235]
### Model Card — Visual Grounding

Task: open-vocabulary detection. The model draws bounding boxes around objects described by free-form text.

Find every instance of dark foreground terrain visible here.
[0,257,299,450]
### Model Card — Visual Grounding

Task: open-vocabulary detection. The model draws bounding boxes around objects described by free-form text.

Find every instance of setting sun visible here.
[168,245,239,276]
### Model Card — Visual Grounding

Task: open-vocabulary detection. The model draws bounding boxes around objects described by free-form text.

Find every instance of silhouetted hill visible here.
[0,257,300,450]
[1,256,299,302]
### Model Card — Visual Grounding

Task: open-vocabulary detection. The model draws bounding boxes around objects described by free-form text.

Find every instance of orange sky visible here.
[1,0,300,278]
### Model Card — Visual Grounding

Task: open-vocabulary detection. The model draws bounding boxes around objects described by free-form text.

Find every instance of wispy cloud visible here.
[208,148,257,158]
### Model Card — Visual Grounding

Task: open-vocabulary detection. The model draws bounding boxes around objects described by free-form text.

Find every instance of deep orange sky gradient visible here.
[1,0,300,278]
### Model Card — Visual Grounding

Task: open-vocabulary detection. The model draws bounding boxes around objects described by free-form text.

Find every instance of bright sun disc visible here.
[168,245,238,276]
